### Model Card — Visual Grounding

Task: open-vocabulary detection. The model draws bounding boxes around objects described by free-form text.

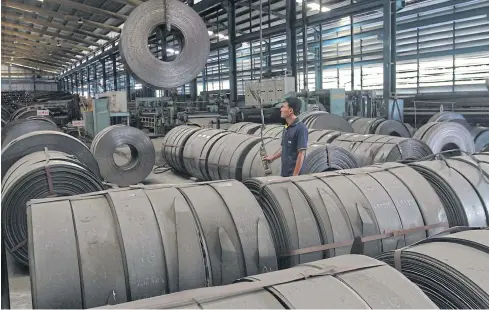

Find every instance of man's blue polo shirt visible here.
[280,118,308,177]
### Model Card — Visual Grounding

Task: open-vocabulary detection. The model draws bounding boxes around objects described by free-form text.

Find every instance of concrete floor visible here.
[6,139,194,309]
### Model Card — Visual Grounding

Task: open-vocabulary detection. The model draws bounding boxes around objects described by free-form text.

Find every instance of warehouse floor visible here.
[6,145,194,309]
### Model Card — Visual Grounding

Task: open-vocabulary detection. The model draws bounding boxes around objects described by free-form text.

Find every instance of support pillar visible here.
[227,0,238,104]
[286,0,297,88]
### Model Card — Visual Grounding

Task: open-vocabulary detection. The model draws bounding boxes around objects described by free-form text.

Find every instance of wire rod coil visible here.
[413,122,475,155]
[1,119,60,148]
[28,180,277,308]
[90,125,155,186]
[377,228,489,309]
[120,0,210,88]
[471,126,489,152]
[1,130,100,179]
[2,150,104,266]
[98,255,436,309]
[409,154,489,227]
[331,133,433,167]
[162,125,201,174]
[301,143,358,174]
[243,161,448,268]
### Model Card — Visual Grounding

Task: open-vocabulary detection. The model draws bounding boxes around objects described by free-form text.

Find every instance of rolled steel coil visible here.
[227,122,262,134]
[242,137,282,179]
[377,228,489,308]
[162,125,200,174]
[331,133,433,167]
[471,126,489,152]
[413,122,475,155]
[253,124,284,138]
[120,0,210,88]
[299,111,353,132]
[90,125,155,186]
[302,143,358,173]
[26,115,58,126]
[1,119,6,128]
[1,119,60,147]
[1,107,11,125]
[308,129,342,143]
[10,106,31,120]
[428,111,470,129]
[98,255,436,309]
[28,180,277,308]
[1,130,100,179]
[207,132,262,180]
[348,117,411,137]
[182,128,231,180]
[2,150,104,266]
[409,154,489,227]
[243,162,448,268]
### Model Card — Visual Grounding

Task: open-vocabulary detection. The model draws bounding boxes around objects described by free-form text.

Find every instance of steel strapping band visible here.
[278,222,449,258]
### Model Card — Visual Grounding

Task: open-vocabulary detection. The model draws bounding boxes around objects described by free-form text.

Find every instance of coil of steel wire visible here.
[299,111,353,132]
[182,128,231,180]
[302,143,358,173]
[98,254,436,309]
[162,125,201,174]
[1,119,60,147]
[330,133,433,167]
[2,150,104,266]
[1,130,100,179]
[227,122,262,134]
[471,126,489,152]
[120,0,209,88]
[413,122,475,155]
[28,180,277,308]
[377,228,489,309]
[90,125,155,186]
[409,153,489,227]
[243,161,448,269]
[207,132,262,180]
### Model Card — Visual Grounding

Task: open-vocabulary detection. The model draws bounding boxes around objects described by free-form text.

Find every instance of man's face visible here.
[280,102,293,119]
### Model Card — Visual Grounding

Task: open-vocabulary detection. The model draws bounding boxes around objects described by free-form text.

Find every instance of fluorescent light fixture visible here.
[321,6,331,12]
[307,3,320,10]
[218,33,229,40]
[135,83,142,89]
[167,48,175,53]
[208,30,214,35]
[242,42,250,48]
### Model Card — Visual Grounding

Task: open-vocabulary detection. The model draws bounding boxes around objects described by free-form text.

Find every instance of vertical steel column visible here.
[7,65,12,90]
[112,53,118,91]
[286,0,297,87]
[75,72,79,94]
[452,7,456,92]
[314,27,321,90]
[301,0,308,90]
[350,12,355,91]
[228,0,238,104]
[382,0,396,111]
[71,75,74,93]
[267,0,272,70]
[93,63,98,95]
[80,69,85,96]
[126,72,131,100]
[87,66,91,97]
[248,0,253,80]
[101,58,107,92]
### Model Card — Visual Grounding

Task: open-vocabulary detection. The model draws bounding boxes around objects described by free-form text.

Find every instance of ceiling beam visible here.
[2,42,76,62]
[2,12,112,41]
[43,0,128,20]
[110,0,143,7]
[2,21,100,47]
[2,3,122,32]
[2,28,93,52]
[2,46,73,64]
[3,50,68,66]
[2,35,85,57]
[3,57,64,71]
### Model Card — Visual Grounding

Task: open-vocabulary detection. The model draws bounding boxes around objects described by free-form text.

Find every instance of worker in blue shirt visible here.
[264,97,308,177]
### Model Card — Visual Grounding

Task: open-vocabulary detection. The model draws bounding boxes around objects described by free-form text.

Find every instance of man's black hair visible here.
[284,97,302,115]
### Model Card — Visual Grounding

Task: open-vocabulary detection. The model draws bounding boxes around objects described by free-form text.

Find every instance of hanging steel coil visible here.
[243,161,448,269]
[298,111,353,132]
[162,125,201,174]
[471,126,489,152]
[207,132,262,180]
[1,130,100,179]
[413,122,475,155]
[227,122,262,134]
[331,133,433,167]
[28,181,277,309]
[120,0,210,89]
[2,150,104,266]
[377,228,489,309]
[182,128,231,180]
[409,154,489,227]
[90,125,155,186]
[98,255,436,309]
[1,119,60,147]
[302,143,358,174]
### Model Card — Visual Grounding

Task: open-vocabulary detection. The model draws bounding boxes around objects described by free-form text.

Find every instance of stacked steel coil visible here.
[471,127,489,152]
[331,133,433,166]
[227,122,262,134]
[348,117,411,137]
[1,107,11,127]
[243,162,449,269]
[91,125,155,186]
[409,153,489,227]
[161,125,201,174]
[2,150,104,266]
[377,228,489,308]
[1,118,60,147]
[301,143,359,173]
[428,111,471,129]
[98,255,437,309]
[28,181,277,308]
[413,122,475,155]
[298,111,353,132]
